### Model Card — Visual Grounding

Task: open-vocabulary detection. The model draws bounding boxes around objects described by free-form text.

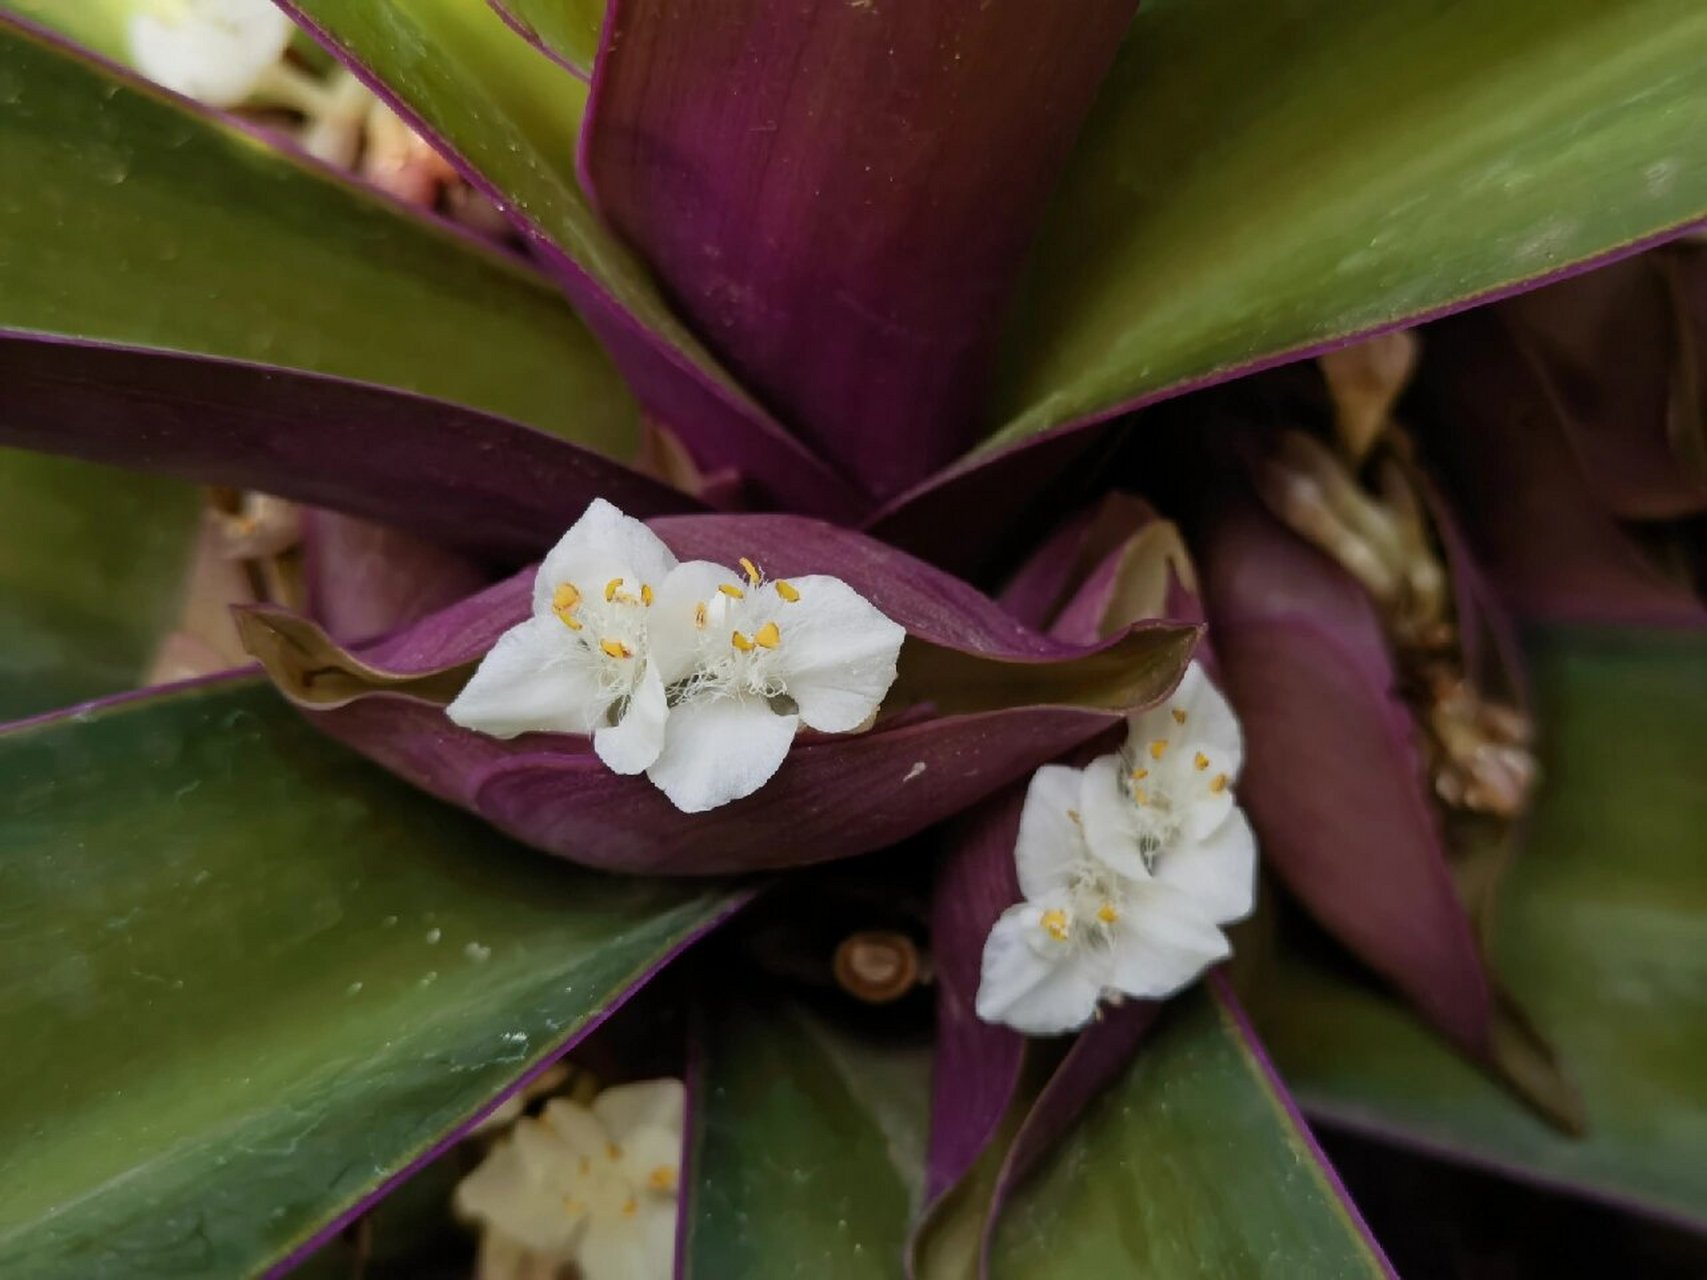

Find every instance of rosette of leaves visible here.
[0,1,1704,1276]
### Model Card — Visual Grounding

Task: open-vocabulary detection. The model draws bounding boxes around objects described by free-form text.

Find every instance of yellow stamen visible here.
[754,620,781,649]
[775,579,800,603]
[604,577,623,602]
[1149,739,1169,760]
[552,582,581,612]
[641,583,655,606]
[1130,767,1149,781]
[739,556,761,586]
[731,630,754,652]
[1132,786,1150,807]
[647,1165,678,1192]
[559,613,584,632]
[694,602,708,629]
[1172,707,1188,725]
[718,582,746,599]
[1040,909,1070,942]
[561,1197,584,1216]
[1210,773,1229,794]
[579,1156,591,1176]
[607,1142,623,1161]
[1097,902,1119,924]
[600,638,632,659]
[1195,751,1210,771]
[622,1197,638,1217]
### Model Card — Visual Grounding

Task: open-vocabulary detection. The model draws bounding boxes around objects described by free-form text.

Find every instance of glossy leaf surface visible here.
[1253,627,1707,1228]
[489,0,603,76]
[992,984,1391,1278]
[682,995,930,1278]
[0,679,738,1276]
[0,17,635,450]
[0,450,199,719]
[986,0,1707,448]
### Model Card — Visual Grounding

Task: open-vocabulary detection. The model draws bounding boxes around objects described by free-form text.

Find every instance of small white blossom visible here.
[643,558,904,812]
[975,663,1257,1035]
[457,1078,684,1280]
[448,500,677,776]
[128,0,295,108]
[448,500,905,812]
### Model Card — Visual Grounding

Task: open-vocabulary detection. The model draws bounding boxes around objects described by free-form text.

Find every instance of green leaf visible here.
[992,984,1391,1278]
[0,679,738,1277]
[491,0,604,76]
[987,0,1707,448]
[2,0,129,59]
[0,16,636,452]
[1252,627,1707,1227]
[284,0,754,410]
[0,450,200,721]
[682,995,931,1278]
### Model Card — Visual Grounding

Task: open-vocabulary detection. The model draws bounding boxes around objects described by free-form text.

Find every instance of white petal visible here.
[647,695,798,812]
[1076,753,1151,881]
[1013,765,1093,900]
[594,665,669,775]
[593,1079,686,1148]
[1126,662,1243,797]
[578,1202,675,1280]
[766,576,905,733]
[128,0,293,108]
[534,498,678,616]
[448,616,604,738]
[975,904,1105,1036]
[456,1137,585,1258]
[1106,885,1231,1001]
[1155,806,1259,926]
[647,560,737,684]
[474,1232,569,1280]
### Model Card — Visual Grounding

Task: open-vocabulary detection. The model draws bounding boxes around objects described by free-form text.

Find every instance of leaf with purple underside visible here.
[0,16,635,452]
[581,0,1136,499]
[280,0,863,518]
[0,337,696,562]
[0,677,744,1278]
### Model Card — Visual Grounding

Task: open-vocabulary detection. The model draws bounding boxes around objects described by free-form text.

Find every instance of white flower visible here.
[642,557,905,812]
[456,1078,684,1280]
[448,499,677,776]
[975,663,1258,1035]
[128,0,295,108]
[447,500,906,812]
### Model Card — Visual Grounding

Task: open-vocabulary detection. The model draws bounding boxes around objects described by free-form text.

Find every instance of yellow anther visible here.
[1149,739,1169,760]
[694,602,708,629]
[579,1156,591,1176]
[607,1142,623,1161]
[754,620,781,649]
[561,1197,584,1216]
[1040,909,1070,942]
[559,613,584,632]
[1097,902,1120,924]
[775,579,800,603]
[641,583,655,606]
[552,582,581,612]
[1130,767,1149,781]
[604,577,623,602]
[1132,786,1150,807]
[1172,707,1188,725]
[739,556,761,586]
[731,630,755,652]
[647,1165,678,1192]
[1195,751,1210,771]
[718,582,746,599]
[622,1197,638,1217]
[1210,773,1229,794]
[600,638,632,659]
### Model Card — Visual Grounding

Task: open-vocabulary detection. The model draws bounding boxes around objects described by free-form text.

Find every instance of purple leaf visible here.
[1418,311,1707,627]
[580,0,1138,499]
[239,512,1198,875]
[1197,494,1496,1054]
[298,509,490,646]
[0,334,697,559]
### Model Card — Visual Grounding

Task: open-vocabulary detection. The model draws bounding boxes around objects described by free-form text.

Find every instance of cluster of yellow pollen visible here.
[1040,908,1071,942]
[551,577,653,660]
[1096,901,1120,924]
[721,556,802,653]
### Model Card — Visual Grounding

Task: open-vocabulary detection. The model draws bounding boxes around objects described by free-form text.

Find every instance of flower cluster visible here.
[456,1078,685,1280]
[128,0,293,108]
[976,664,1258,1034]
[448,501,906,813]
